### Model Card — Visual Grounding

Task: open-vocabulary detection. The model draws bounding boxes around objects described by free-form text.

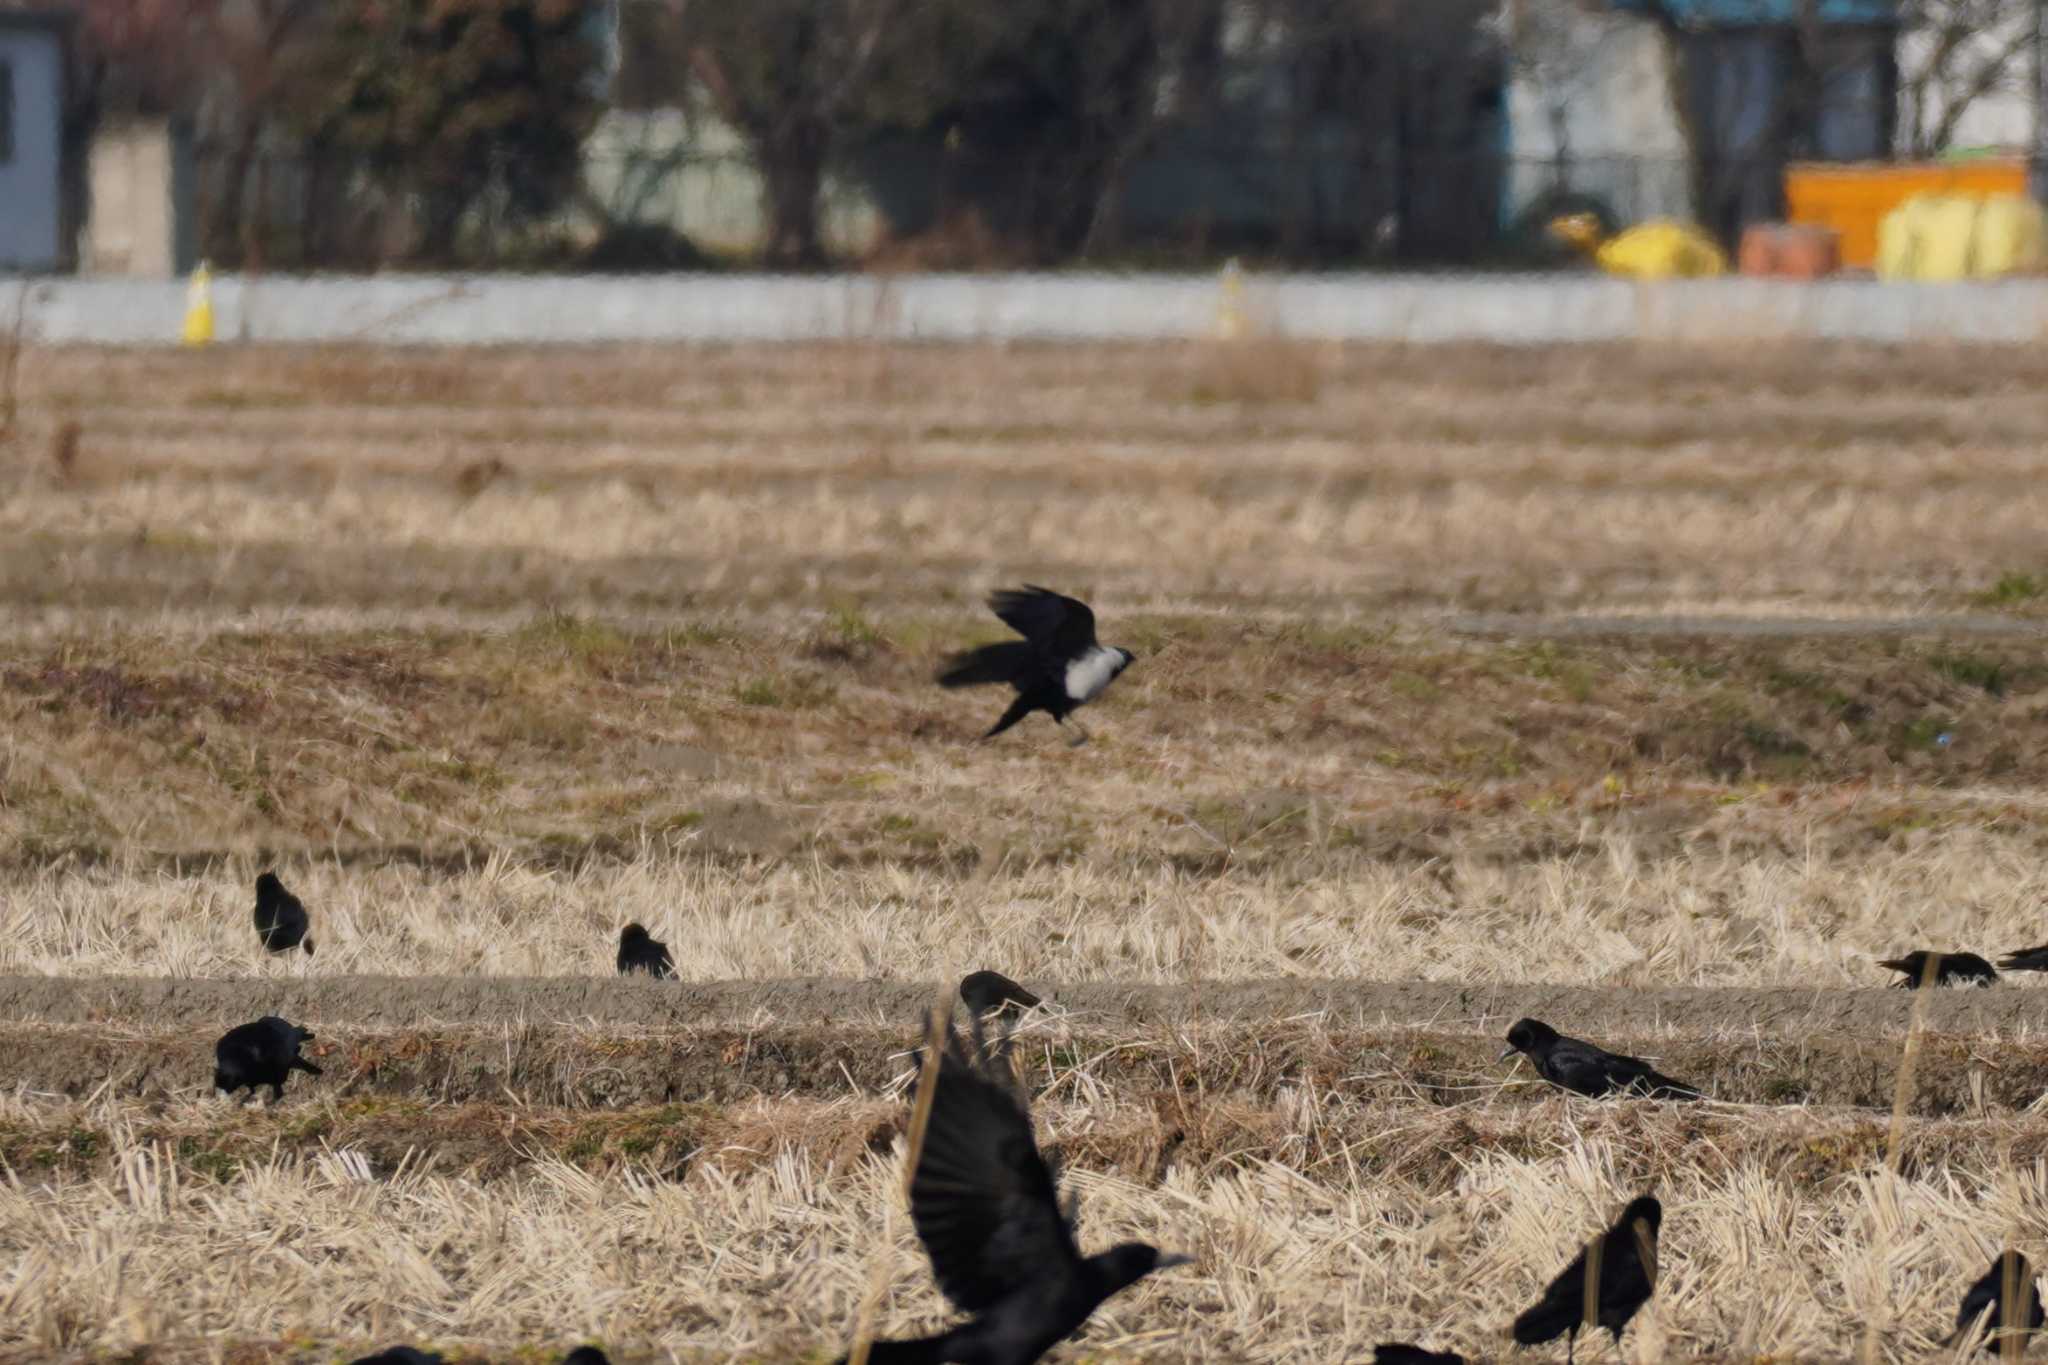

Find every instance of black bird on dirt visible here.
[1877,950,1998,987]
[348,1349,442,1365]
[214,1016,322,1102]
[616,922,675,978]
[836,1013,1193,1365]
[560,1349,612,1365]
[1499,1019,1701,1101]
[1513,1194,1662,1364]
[959,969,1041,1017]
[1950,1249,2046,1353]
[1372,1344,1467,1365]
[1998,943,2048,974]
[253,870,313,956]
[936,586,1136,745]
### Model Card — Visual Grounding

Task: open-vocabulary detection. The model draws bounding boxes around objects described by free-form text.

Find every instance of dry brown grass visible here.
[5,1098,2048,1361]
[2,342,2047,620]
[5,339,2048,1359]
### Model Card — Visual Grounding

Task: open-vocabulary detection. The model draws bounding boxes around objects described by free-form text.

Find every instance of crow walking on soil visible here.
[1499,1019,1701,1101]
[1513,1194,1662,1364]
[253,871,313,955]
[1878,950,1998,987]
[959,970,1041,1017]
[1950,1249,2045,1353]
[937,586,1135,745]
[214,1016,322,1102]
[838,1012,1192,1364]
[617,922,675,978]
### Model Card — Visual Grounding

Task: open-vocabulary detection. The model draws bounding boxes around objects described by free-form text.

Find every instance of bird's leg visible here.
[1065,718,1092,748]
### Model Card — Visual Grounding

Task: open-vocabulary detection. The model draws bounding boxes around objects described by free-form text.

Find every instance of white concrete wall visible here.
[9,271,2048,345]
[84,121,180,277]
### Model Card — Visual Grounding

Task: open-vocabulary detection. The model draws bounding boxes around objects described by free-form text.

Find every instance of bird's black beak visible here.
[1156,1252,1196,1270]
[1497,1044,1519,1063]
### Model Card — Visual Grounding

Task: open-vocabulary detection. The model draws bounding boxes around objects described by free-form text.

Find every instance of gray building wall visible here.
[0,22,63,271]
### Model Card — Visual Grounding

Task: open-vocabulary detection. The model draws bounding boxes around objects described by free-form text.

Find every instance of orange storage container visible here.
[1783,159,2030,270]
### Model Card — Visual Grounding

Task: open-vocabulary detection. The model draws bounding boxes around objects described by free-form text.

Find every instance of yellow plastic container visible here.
[1876,192,2048,280]
[1975,194,2048,276]
[1785,159,2029,269]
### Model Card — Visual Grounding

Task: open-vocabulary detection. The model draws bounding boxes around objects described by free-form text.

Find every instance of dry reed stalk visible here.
[846,997,950,1365]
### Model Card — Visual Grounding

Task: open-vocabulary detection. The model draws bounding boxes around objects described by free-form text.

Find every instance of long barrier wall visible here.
[9,272,2048,345]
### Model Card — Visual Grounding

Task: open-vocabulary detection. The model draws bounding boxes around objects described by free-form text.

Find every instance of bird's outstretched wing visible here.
[909,1019,1082,1313]
[989,586,1098,660]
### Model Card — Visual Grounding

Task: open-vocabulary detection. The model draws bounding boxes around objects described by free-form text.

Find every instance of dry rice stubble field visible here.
[6,341,2048,1360]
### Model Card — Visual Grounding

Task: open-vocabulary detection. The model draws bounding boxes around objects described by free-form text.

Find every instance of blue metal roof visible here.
[1609,0,1897,24]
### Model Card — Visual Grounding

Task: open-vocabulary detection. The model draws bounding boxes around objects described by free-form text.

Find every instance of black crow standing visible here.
[560,1350,612,1365]
[1513,1194,1662,1364]
[838,1013,1192,1365]
[1373,1344,1467,1365]
[348,1351,443,1365]
[959,970,1041,1017]
[1950,1249,2045,1353]
[1499,1019,1701,1101]
[253,871,313,956]
[616,922,675,978]
[214,1016,322,1102]
[1878,950,1998,987]
[1999,944,2048,973]
[937,586,1136,745]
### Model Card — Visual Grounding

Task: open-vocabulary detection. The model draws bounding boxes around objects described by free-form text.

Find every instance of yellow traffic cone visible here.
[181,262,214,346]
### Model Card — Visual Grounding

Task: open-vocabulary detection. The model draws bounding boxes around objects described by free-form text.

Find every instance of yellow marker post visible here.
[1214,257,1246,340]
[181,262,214,346]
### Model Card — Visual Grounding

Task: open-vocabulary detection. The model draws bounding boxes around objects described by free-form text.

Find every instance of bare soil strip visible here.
[5,973,2041,1036]
[2,980,2043,1113]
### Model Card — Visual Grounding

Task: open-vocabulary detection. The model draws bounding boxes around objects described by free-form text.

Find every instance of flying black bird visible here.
[1878,950,1998,987]
[253,870,313,955]
[936,585,1136,745]
[1950,1249,2046,1353]
[348,1349,443,1365]
[1372,1344,1466,1365]
[560,1350,612,1365]
[214,1015,322,1102]
[616,922,675,978]
[1513,1194,1662,1364]
[1998,944,2048,974]
[959,970,1041,1017]
[1499,1019,1701,1101]
[838,1013,1192,1365]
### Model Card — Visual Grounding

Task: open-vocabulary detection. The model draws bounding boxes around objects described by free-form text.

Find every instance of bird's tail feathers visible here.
[937,642,1033,688]
[1644,1071,1702,1101]
[1512,1301,1577,1347]
[983,693,1036,739]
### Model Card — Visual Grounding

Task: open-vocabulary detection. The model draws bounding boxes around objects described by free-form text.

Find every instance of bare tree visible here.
[678,0,910,268]
[1492,0,1628,192]
[1896,0,2036,155]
